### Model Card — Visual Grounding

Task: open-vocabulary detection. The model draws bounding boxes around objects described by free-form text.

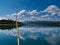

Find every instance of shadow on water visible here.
[0,24,60,30]
[0,25,22,30]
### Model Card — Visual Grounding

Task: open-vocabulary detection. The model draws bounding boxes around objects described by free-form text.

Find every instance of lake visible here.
[0,26,60,45]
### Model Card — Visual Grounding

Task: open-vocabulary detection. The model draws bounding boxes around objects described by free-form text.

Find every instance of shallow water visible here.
[0,26,60,45]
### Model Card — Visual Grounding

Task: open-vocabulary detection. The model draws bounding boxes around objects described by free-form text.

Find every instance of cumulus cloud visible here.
[0,16,7,20]
[58,11,60,16]
[17,9,39,16]
[51,12,57,16]
[17,10,27,16]
[5,13,16,20]
[41,14,49,18]
[27,10,39,15]
[44,5,59,13]
[1,5,60,21]
[24,14,50,21]
[25,5,60,21]
[43,5,60,17]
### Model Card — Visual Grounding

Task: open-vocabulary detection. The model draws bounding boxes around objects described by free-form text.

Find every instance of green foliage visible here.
[0,19,25,29]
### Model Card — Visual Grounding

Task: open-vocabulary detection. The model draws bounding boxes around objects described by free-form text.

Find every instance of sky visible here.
[0,0,60,21]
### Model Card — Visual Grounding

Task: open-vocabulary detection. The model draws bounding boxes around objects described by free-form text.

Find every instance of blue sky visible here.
[0,0,60,15]
[0,0,60,21]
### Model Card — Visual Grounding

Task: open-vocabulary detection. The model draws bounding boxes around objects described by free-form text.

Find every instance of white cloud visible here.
[41,14,49,18]
[58,11,60,16]
[25,5,60,21]
[51,12,57,16]
[5,13,16,20]
[27,10,39,15]
[10,13,16,16]
[43,5,60,17]
[1,5,60,21]
[0,16,7,20]
[26,14,50,21]
[44,5,59,13]
[17,10,26,16]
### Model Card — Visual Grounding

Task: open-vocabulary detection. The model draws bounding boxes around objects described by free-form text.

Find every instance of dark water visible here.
[0,26,60,45]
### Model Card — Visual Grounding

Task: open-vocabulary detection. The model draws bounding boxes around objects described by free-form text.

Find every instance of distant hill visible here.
[24,21,60,27]
[0,19,24,27]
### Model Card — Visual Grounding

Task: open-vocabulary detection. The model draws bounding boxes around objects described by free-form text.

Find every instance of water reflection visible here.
[0,25,21,30]
[21,26,60,45]
[0,26,60,45]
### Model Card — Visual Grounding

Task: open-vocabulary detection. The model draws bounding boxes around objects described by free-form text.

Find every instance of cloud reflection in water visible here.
[0,26,60,45]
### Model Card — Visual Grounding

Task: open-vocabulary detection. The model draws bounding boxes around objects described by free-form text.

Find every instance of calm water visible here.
[0,26,60,45]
